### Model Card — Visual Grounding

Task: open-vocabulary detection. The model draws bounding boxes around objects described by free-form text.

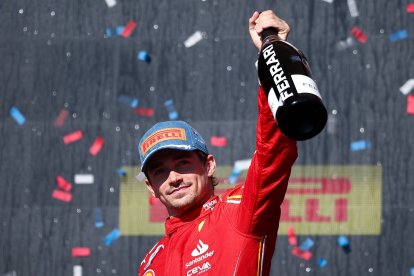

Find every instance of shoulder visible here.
[220,184,244,204]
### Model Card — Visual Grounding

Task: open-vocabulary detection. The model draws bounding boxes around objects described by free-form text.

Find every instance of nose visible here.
[167,170,183,186]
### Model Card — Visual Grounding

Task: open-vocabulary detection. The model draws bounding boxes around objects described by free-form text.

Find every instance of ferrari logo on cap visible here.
[141,128,186,155]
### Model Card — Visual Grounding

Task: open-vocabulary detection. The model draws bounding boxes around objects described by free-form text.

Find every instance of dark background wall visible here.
[1,0,414,275]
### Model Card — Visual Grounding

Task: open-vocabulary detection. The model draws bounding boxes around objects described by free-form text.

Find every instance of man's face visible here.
[144,149,216,217]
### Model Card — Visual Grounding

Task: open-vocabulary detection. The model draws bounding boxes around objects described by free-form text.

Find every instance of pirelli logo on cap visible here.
[141,128,187,156]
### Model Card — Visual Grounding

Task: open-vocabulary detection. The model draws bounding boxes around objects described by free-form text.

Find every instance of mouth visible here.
[170,184,191,195]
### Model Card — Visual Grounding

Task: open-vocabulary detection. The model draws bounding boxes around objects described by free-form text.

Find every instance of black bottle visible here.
[258,27,327,141]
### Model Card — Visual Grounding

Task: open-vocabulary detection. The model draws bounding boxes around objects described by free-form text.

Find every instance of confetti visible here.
[337,235,351,253]
[135,107,154,117]
[299,238,314,251]
[138,51,151,62]
[105,27,113,37]
[184,31,203,48]
[400,79,414,95]
[116,168,127,176]
[71,247,91,257]
[210,136,227,147]
[407,3,414,13]
[287,226,297,246]
[407,95,414,115]
[164,99,178,120]
[94,207,104,228]
[63,130,83,144]
[389,29,408,42]
[317,258,328,268]
[54,108,69,128]
[351,140,371,151]
[116,26,124,36]
[351,27,367,43]
[347,0,359,17]
[336,37,355,51]
[74,174,94,184]
[56,176,72,192]
[9,106,26,125]
[121,20,137,38]
[104,228,121,246]
[118,95,139,108]
[104,0,116,8]
[291,246,312,261]
[321,0,333,3]
[52,189,72,202]
[73,265,82,276]
[89,137,105,156]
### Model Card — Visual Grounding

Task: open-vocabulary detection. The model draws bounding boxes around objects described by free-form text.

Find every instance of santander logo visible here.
[191,240,209,257]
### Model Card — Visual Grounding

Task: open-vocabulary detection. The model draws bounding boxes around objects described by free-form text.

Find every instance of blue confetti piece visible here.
[299,237,314,251]
[410,267,414,276]
[103,228,121,246]
[10,106,26,125]
[337,235,349,246]
[94,208,104,228]
[389,30,408,42]
[351,140,370,151]
[116,26,125,36]
[317,258,328,268]
[105,28,113,37]
[228,167,241,184]
[116,168,127,176]
[164,99,178,120]
[118,95,139,108]
[138,51,151,62]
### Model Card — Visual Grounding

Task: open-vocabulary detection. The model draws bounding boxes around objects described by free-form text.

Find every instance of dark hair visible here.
[195,150,219,187]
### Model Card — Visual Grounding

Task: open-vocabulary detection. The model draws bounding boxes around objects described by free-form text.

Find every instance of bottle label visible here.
[267,87,283,117]
[291,74,322,98]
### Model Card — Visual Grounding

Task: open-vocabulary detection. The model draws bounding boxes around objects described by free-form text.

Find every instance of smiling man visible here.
[138,10,297,276]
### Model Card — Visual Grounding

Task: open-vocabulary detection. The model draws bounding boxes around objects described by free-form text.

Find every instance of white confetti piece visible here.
[321,0,333,3]
[184,31,203,48]
[74,174,94,184]
[347,0,359,17]
[105,0,116,8]
[73,265,82,276]
[400,79,414,95]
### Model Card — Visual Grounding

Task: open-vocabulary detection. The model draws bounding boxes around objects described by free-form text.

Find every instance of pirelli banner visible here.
[119,165,382,236]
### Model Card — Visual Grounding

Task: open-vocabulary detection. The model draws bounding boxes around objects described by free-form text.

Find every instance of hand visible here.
[248,10,291,50]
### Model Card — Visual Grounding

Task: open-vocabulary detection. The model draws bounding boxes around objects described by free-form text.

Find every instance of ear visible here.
[206,154,216,177]
[145,179,157,198]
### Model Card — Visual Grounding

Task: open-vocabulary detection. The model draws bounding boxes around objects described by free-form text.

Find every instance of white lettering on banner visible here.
[186,262,212,276]
[262,44,293,102]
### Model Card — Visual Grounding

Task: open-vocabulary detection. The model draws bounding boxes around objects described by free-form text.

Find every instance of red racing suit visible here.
[139,86,298,276]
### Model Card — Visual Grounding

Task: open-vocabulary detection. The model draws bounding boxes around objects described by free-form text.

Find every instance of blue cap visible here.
[138,121,209,171]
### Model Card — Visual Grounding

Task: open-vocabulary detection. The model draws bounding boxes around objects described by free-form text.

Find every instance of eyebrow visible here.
[148,151,194,172]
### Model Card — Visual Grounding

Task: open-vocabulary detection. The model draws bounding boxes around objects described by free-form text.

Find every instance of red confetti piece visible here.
[135,107,154,117]
[54,108,69,128]
[407,95,414,115]
[71,247,91,257]
[210,136,228,147]
[351,27,367,43]
[56,176,72,192]
[63,130,83,144]
[89,137,105,156]
[407,3,414,13]
[52,189,72,202]
[287,226,297,246]
[291,246,312,261]
[121,20,137,38]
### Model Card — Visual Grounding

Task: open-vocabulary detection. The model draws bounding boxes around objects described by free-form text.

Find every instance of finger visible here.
[248,11,260,29]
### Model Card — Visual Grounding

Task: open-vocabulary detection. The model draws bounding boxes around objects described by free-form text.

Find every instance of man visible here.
[138,10,297,276]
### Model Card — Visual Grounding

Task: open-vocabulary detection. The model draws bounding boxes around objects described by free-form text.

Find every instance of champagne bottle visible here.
[258,27,328,141]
